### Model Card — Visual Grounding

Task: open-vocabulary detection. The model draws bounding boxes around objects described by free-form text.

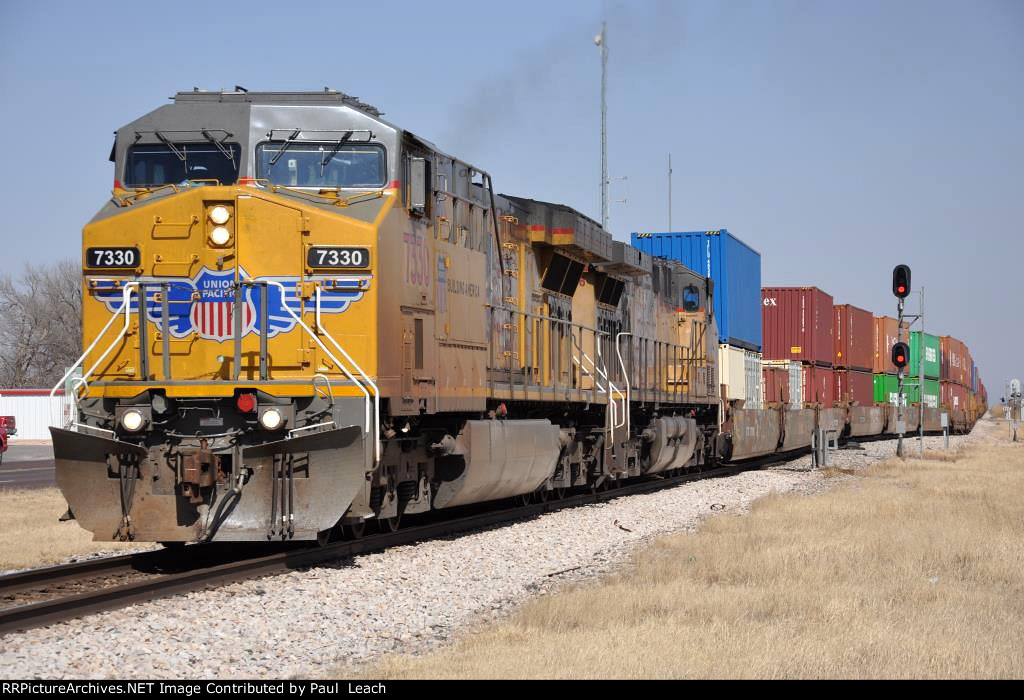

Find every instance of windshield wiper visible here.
[320,131,353,177]
[153,131,186,162]
[268,129,302,168]
[201,129,236,167]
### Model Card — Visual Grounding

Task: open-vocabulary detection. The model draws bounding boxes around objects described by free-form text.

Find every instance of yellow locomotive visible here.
[55,90,718,543]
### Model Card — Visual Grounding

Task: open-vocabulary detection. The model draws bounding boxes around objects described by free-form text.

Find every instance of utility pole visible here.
[918,287,925,455]
[595,22,608,230]
[668,153,673,231]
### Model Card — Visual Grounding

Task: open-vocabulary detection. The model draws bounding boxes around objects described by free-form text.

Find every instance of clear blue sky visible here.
[1,0,1021,395]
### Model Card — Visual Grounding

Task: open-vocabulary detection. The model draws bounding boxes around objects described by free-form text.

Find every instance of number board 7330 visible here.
[85,247,140,269]
[307,246,371,269]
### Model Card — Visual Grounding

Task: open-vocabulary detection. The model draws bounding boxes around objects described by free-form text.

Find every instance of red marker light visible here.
[236,393,257,413]
[897,285,905,294]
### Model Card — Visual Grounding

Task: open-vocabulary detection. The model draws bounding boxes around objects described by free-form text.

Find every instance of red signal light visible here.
[236,393,257,413]
[892,265,911,298]
[892,342,910,370]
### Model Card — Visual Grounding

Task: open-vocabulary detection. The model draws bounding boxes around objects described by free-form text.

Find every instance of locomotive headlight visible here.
[259,407,283,431]
[209,226,231,246]
[121,409,145,432]
[209,205,231,225]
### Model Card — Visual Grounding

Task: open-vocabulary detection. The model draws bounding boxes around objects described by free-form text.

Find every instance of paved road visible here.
[0,444,55,489]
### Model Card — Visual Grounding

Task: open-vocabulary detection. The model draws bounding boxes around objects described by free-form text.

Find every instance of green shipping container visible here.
[873,374,939,407]
[908,331,940,380]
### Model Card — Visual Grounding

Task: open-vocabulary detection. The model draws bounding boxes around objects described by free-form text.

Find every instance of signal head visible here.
[892,264,911,298]
[892,341,910,370]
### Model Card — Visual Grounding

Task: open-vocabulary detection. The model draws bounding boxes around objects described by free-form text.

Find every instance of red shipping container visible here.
[762,287,834,366]
[762,367,790,404]
[941,380,968,411]
[833,304,873,371]
[873,315,909,374]
[834,369,874,405]
[802,365,835,406]
[940,336,969,386]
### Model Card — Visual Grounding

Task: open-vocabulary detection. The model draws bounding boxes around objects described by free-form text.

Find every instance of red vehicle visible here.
[0,416,13,463]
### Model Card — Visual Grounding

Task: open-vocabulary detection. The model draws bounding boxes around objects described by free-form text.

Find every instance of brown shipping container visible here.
[940,336,969,386]
[834,369,874,405]
[762,287,834,366]
[872,315,909,374]
[762,367,790,404]
[802,365,836,406]
[833,304,873,371]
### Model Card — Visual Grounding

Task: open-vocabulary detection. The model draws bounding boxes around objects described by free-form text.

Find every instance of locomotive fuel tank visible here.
[432,419,562,509]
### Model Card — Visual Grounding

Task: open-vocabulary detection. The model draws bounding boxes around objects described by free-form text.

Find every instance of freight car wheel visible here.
[555,487,567,500]
[378,515,401,533]
[159,542,185,552]
[342,521,366,540]
[316,529,334,547]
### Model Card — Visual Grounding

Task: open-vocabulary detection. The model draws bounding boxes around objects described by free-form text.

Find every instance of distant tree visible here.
[0,260,82,388]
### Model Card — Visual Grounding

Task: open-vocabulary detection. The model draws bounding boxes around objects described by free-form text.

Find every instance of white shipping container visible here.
[718,344,746,403]
[719,344,762,409]
[744,350,762,409]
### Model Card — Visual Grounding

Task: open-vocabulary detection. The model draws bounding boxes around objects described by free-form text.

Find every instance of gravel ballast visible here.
[0,432,975,679]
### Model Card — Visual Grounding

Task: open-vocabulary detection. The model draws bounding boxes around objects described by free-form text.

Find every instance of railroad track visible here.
[0,460,776,636]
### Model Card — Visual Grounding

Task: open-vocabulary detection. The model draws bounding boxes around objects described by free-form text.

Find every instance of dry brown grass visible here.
[0,488,140,570]
[359,423,1024,679]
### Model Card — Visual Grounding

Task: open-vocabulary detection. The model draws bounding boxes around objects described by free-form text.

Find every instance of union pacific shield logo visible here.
[190,267,255,342]
[91,266,370,343]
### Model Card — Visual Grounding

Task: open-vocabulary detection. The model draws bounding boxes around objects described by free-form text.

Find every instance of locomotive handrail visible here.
[594,341,627,430]
[314,286,381,463]
[258,280,380,464]
[615,331,633,436]
[569,330,626,439]
[50,283,140,427]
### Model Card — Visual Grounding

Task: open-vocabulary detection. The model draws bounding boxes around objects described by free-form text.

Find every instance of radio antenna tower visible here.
[595,22,608,230]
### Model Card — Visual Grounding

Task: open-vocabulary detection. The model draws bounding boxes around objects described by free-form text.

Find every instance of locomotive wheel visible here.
[378,515,401,533]
[343,521,366,540]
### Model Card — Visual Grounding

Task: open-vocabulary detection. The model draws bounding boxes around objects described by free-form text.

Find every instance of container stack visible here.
[760,286,834,406]
[872,315,907,406]
[832,303,874,405]
[631,229,763,408]
[909,331,941,408]
[940,335,971,416]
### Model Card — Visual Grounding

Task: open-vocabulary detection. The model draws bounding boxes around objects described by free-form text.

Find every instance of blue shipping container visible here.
[630,229,762,351]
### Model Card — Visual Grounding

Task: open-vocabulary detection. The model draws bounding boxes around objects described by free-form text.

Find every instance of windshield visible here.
[124,143,240,187]
[256,142,386,188]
